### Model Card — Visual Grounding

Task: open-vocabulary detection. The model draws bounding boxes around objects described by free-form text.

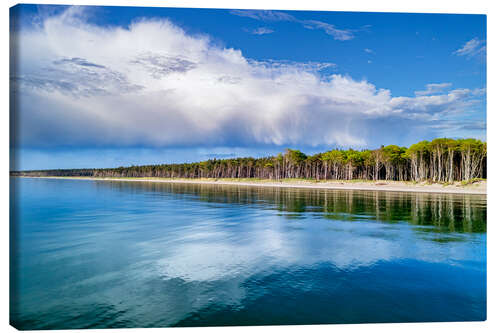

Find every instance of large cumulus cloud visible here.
[11,7,485,150]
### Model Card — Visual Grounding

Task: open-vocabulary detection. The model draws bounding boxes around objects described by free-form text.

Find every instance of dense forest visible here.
[12,138,486,182]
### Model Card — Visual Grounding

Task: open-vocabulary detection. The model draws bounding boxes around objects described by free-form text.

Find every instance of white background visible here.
[2,1,498,332]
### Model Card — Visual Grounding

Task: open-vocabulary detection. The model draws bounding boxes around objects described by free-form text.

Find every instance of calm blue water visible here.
[10,178,486,329]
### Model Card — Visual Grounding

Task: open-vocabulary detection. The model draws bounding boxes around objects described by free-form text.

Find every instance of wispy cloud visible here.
[364,48,374,54]
[53,57,106,68]
[11,8,485,150]
[230,9,294,21]
[454,38,486,59]
[300,19,354,41]
[251,27,274,35]
[130,52,197,79]
[429,120,486,131]
[415,83,452,96]
[247,59,336,73]
[230,9,355,41]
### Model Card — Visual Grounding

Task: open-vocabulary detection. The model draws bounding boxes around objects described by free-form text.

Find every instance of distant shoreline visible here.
[14,176,487,195]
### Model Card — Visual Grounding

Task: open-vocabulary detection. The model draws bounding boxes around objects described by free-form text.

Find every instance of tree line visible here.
[12,138,486,182]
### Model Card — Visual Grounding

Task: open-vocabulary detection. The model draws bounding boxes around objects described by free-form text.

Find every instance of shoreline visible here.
[14,176,487,195]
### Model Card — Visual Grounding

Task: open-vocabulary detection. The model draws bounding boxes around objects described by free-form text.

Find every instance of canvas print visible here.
[9,4,486,330]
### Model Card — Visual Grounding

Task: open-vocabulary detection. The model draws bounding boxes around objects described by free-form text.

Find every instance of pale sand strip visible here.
[16,176,487,195]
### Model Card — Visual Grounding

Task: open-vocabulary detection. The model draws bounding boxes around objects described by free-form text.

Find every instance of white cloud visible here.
[391,88,478,117]
[11,8,485,150]
[415,83,452,96]
[454,38,486,59]
[364,48,374,54]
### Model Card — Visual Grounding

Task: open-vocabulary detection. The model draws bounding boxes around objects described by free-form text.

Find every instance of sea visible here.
[10,177,486,329]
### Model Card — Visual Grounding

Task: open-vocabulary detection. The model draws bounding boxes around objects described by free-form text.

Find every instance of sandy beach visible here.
[18,176,487,195]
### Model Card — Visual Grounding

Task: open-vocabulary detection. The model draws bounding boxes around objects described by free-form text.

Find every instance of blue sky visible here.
[10,4,486,170]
